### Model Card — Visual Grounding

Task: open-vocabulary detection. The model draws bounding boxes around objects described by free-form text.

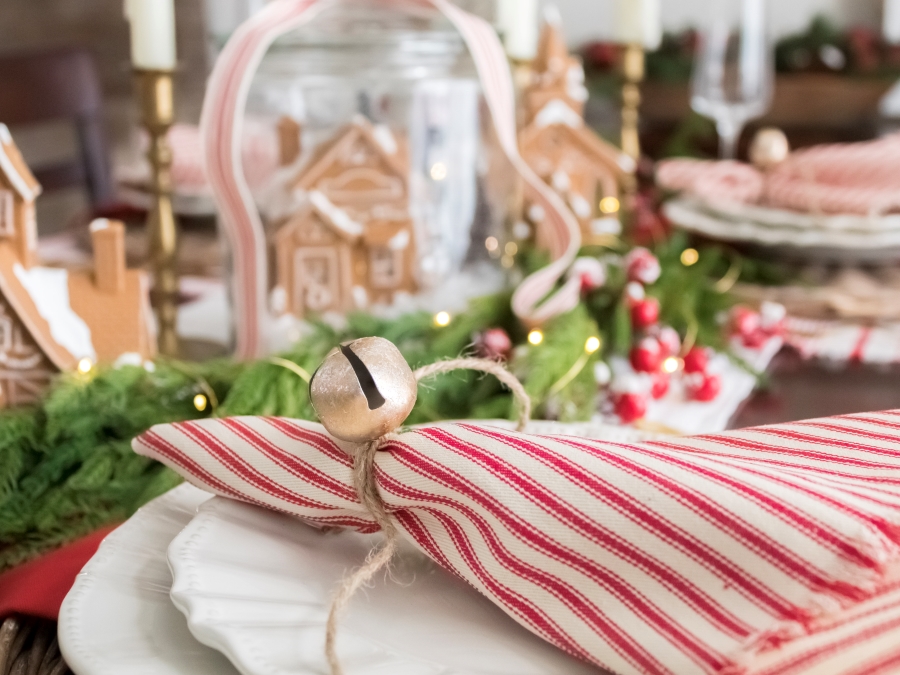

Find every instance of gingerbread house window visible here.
[0,313,11,353]
[293,248,340,314]
[370,247,402,289]
[0,189,13,237]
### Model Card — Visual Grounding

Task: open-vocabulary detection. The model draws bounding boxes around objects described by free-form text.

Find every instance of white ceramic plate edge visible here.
[58,483,237,675]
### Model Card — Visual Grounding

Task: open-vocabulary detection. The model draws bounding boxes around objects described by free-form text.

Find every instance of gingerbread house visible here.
[520,20,634,243]
[273,116,416,318]
[0,124,155,406]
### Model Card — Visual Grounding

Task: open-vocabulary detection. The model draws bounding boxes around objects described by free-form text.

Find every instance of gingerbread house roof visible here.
[520,113,635,179]
[524,18,592,126]
[0,124,41,201]
[532,19,570,76]
[0,234,155,372]
[291,116,408,194]
[277,186,413,241]
[277,190,367,244]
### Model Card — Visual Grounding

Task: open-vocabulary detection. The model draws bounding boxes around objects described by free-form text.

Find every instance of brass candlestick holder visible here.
[135,69,179,357]
[620,42,645,197]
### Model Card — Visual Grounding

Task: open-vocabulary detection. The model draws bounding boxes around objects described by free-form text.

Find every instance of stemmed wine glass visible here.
[690,0,774,160]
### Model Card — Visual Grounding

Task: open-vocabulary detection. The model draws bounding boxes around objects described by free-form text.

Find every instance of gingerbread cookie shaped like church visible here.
[272,116,417,319]
[520,18,635,244]
[0,124,154,406]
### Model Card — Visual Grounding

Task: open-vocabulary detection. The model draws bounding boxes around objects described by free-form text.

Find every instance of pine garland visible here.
[0,359,242,571]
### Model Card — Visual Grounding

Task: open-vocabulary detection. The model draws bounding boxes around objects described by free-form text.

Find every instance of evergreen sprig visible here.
[0,359,241,571]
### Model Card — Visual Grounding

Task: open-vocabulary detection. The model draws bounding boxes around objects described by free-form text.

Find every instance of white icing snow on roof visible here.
[309,190,364,239]
[14,263,97,361]
[567,63,589,103]
[372,125,398,155]
[0,124,39,201]
[543,4,563,25]
[535,100,584,129]
[387,229,410,251]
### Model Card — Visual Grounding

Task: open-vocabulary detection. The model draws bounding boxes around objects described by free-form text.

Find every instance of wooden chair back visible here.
[0,48,114,206]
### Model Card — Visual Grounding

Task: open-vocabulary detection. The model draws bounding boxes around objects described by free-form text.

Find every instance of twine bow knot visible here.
[325,358,531,675]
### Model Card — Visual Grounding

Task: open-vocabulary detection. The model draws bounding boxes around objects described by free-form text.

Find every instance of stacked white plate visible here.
[59,419,655,675]
[665,197,900,263]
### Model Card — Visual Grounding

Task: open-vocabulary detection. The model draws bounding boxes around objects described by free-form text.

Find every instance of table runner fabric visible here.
[0,524,118,622]
[134,411,900,675]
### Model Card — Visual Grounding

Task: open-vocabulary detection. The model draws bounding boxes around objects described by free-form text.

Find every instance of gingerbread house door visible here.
[292,247,343,316]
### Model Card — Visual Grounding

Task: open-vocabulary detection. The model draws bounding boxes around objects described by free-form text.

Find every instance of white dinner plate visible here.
[665,198,900,263]
[168,495,605,675]
[58,484,240,675]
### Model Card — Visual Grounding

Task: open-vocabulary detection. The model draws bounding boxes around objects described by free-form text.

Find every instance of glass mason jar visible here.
[240,0,511,329]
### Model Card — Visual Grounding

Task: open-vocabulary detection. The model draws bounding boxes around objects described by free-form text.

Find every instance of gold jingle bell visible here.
[309,337,417,443]
[750,128,790,171]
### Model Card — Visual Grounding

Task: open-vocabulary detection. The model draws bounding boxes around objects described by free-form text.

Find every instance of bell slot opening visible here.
[340,344,387,411]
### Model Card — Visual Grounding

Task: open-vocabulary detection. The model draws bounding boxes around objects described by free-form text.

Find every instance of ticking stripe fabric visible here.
[785,318,900,366]
[743,564,900,675]
[134,411,900,675]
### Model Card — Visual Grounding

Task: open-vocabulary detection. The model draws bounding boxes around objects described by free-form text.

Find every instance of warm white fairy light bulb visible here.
[193,394,209,412]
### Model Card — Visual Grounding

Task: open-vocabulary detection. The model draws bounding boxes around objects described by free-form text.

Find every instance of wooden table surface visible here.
[731,348,900,429]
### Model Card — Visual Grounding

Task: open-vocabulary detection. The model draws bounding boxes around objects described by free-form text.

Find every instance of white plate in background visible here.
[665,198,900,263]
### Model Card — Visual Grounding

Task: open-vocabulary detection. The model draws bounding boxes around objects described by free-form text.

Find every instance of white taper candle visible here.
[885,0,900,44]
[616,0,662,50]
[124,0,177,70]
[500,0,540,61]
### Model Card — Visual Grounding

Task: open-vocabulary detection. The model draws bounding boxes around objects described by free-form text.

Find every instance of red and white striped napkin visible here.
[657,134,900,216]
[742,563,900,675]
[134,411,900,675]
[785,318,900,366]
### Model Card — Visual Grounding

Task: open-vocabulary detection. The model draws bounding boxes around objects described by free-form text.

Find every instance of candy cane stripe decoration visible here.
[202,0,582,358]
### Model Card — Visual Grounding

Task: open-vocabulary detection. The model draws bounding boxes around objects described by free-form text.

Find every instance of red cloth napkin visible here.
[0,525,119,621]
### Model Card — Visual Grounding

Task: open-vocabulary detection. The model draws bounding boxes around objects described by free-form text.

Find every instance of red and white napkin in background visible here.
[658,133,900,216]
[135,411,900,675]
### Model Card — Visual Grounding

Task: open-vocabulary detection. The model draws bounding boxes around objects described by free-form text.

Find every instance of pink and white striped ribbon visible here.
[135,410,900,674]
[201,0,582,358]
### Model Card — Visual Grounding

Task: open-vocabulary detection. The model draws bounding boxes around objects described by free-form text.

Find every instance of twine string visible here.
[324,357,531,675]
[413,358,531,432]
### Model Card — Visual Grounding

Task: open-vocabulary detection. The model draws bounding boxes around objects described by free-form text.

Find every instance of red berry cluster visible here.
[610,249,723,423]
[683,347,722,403]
